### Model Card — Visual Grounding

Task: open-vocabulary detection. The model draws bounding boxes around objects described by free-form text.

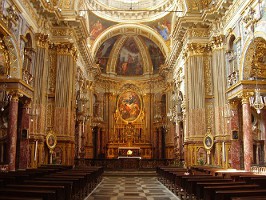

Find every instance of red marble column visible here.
[19,100,30,169]
[97,128,101,158]
[242,95,253,171]
[76,121,82,158]
[229,100,241,169]
[8,94,19,171]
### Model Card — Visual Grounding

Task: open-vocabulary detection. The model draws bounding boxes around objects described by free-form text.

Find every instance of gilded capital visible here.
[35,33,49,48]
[229,99,240,110]
[10,91,23,102]
[238,92,253,105]
[49,43,78,58]
[187,43,211,55]
[211,35,225,49]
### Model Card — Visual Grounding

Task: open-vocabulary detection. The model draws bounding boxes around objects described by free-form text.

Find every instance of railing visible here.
[75,158,175,169]
[251,165,266,174]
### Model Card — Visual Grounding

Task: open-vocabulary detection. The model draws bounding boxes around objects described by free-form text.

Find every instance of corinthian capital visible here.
[35,33,49,48]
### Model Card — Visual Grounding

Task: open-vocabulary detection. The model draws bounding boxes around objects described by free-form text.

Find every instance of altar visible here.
[106,143,152,159]
[118,147,141,158]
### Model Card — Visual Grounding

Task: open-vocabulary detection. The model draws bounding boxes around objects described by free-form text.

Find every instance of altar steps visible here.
[104,169,157,177]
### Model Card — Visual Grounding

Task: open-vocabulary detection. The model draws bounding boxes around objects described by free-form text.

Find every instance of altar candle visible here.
[34,140,38,161]
[222,142,225,162]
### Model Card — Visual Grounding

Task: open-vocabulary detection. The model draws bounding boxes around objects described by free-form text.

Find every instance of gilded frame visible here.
[117,90,142,123]
[203,134,214,150]
[46,130,57,149]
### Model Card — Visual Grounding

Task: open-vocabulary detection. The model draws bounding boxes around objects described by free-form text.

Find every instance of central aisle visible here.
[85,171,180,200]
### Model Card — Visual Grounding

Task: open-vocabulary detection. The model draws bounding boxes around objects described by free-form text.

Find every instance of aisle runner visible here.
[85,176,180,200]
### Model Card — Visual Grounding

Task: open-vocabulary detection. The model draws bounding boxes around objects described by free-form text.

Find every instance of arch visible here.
[91,23,169,59]
[240,33,266,80]
[2,36,20,79]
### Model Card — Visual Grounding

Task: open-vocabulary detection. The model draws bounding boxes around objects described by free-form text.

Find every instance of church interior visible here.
[1,0,266,199]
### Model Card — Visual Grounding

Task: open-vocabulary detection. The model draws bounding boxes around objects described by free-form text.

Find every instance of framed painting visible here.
[117,90,142,122]
[46,130,57,150]
[203,134,214,150]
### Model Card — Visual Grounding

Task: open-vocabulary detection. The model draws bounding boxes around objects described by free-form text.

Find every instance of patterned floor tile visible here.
[85,172,180,200]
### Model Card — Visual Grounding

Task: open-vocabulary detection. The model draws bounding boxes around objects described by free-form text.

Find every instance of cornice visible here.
[94,74,167,93]
[226,80,266,100]
[166,15,209,73]
[202,0,234,22]
[85,0,177,23]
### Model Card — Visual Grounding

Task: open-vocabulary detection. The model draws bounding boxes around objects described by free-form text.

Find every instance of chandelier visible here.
[167,90,182,123]
[246,6,266,114]
[250,88,266,114]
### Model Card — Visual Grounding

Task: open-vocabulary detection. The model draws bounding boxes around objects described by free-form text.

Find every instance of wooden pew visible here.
[184,178,232,200]
[204,185,261,200]
[196,181,247,200]
[231,196,266,200]
[5,184,65,200]
[35,176,82,200]
[0,197,43,200]
[0,188,57,200]
[23,180,72,200]
[241,176,266,188]
[214,189,266,200]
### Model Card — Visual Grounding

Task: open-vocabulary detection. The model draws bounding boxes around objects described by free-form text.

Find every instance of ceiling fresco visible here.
[90,11,170,76]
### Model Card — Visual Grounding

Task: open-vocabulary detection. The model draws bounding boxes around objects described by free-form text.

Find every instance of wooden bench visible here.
[5,184,65,200]
[23,180,72,200]
[196,181,247,200]
[184,178,232,200]
[35,176,82,200]
[214,189,266,200]
[204,185,262,200]
[0,197,43,200]
[0,188,57,200]
[231,196,266,200]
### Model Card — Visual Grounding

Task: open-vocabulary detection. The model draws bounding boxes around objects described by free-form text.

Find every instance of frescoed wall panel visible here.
[145,14,172,41]
[116,38,143,76]
[89,12,116,41]
[143,37,165,74]
[96,36,118,73]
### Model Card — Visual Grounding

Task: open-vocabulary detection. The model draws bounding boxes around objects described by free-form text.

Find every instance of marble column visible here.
[97,128,101,158]
[229,100,241,169]
[175,122,181,160]
[8,94,19,171]
[75,121,82,158]
[19,100,30,169]
[241,94,253,171]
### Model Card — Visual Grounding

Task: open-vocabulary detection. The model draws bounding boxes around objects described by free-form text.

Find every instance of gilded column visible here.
[211,35,227,137]
[52,43,77,137]
[185,43,209,138]
[33,33,49,136]
[229,100,241,169]
[8,93,20,171]
[241,93,253,171]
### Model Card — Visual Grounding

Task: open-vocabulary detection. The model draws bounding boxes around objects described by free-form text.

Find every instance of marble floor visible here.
[85,171,180,200]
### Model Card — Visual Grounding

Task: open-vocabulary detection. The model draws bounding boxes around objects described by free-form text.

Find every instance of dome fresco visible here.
[95,35,165,75]
[96,0,165,10]
[90,10,170,76]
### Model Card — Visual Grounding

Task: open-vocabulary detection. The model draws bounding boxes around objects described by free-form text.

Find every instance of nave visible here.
[85,170,179,200]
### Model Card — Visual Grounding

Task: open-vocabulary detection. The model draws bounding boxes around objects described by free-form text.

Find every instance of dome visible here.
[95,35,165,76]
[85,0,177,22]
